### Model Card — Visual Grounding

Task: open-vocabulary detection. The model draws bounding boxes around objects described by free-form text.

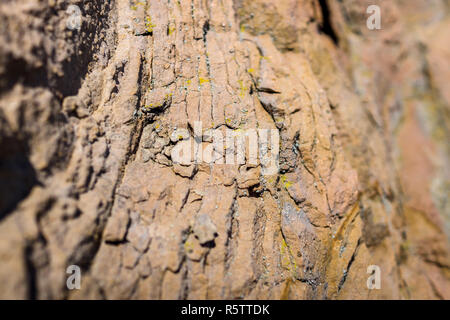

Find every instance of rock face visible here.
[0,0,449,299]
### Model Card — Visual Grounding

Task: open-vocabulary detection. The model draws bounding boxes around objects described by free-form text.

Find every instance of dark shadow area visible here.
[201,239,217,249]
[318,0,339,45]
[0,0,115,99]
[0,136,38,221]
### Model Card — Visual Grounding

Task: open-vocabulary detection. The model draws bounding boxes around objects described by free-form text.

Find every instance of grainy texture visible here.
[0,0,448,299]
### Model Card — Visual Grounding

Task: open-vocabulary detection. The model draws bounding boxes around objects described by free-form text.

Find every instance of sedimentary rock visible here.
[0,0,448,299]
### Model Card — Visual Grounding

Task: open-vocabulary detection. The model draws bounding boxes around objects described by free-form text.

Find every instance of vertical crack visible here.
[318,0,339,45]
[337,237,361,293]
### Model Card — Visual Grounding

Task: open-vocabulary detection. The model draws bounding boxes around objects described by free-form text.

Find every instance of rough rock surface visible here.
[0,0,449,299]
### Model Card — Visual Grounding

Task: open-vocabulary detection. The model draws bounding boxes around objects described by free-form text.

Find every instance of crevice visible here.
[318,0,339,45]
[337,237,361,293]
[224,189,238,273]
[24,244,38,300]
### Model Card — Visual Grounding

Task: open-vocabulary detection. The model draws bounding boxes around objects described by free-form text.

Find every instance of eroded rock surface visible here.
[0,0,449,299]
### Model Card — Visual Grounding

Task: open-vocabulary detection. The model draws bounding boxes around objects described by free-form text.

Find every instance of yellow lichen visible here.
[145,16,156,33]
[184,241,194,253]
[199,77,209,85]
[131,1,145,11]
[280,237,298,276]
[280,238,291,269]
[238,80,248,98]
[280,175,293,188]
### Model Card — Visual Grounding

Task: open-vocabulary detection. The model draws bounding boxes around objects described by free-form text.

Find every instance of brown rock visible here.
[0,0,448,300]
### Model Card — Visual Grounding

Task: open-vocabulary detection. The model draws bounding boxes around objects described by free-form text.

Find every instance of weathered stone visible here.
[192,214,218,245]
[0,0,448,300]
